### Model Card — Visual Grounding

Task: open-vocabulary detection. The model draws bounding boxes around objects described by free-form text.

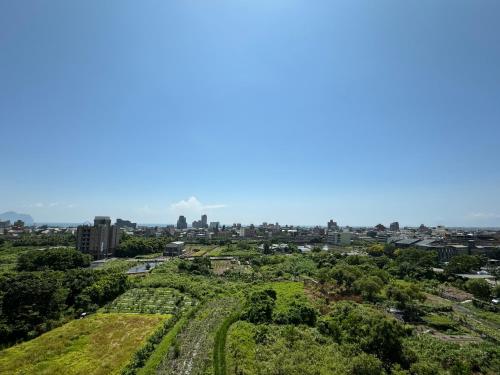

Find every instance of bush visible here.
[349,353,385,375]
[318,301,406,364]
[242,289,276,324]
[465,279,491,300]
[273,300,318,326]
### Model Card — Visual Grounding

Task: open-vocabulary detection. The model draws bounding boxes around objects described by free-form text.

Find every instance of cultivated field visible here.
[104,287,195,315]
[0,313,169,375]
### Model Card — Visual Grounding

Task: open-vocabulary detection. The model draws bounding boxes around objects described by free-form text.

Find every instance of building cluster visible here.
[191,214,208,229]
[0,219,76,237]
[2,213,500,270]
[352,222,500,263]
[115,218,137,230]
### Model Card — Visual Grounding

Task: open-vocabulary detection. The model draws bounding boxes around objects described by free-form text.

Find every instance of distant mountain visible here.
[0,211,34,225]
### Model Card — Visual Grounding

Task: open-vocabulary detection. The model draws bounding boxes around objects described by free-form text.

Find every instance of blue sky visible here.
[1,0,500,227]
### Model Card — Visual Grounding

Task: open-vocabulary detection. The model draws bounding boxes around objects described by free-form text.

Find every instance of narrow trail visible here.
[157,297,240,375]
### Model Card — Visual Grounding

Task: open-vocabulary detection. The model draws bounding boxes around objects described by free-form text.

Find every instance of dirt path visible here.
[157,297,240,375]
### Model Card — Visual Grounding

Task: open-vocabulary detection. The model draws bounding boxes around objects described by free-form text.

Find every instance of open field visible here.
[0,313,169,375]
[104,287,195,315]
[183,245,216,257]
[256,281,308,314]
[211,259,252,276]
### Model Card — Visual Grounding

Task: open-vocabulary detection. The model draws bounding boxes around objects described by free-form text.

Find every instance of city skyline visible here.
[1,1,500,227]
[2,201,500,229]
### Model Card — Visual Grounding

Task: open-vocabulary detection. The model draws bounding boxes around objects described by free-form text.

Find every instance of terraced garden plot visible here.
[0,313,168,375]
[104,288,196,315]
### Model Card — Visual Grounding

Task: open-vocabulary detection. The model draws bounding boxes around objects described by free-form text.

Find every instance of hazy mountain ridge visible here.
[0,211,34,225]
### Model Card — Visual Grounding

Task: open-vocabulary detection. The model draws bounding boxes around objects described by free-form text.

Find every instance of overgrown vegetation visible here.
[1,239,499,374]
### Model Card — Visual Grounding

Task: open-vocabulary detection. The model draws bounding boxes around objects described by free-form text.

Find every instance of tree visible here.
[274,300,318,326]
[115,237,170,257]
[263,242,272,255]
[465,278,491,300]
[318,301,406,364]
[367,244,384,257]
[242,289,276,324]
[17,247,91,271]
[492,284,500,298]
[445,255,483,274]
[392,248,437,279]
[0,271,68,344]
[387,282,425,309]
[353,275,384,302]
[75,272,128,311]
[330,264,363,291]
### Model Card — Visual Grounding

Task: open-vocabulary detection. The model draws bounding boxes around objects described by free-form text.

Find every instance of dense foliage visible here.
[115,237,171,257]
[11,233,75,247]
[0,268,129,345]
[445,255,485,274]
[318,301,407,365]
[178,257,212,275]
[17,247,91,271]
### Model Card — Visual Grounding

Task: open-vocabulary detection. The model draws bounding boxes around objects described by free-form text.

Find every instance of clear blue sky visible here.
[1,0,500,227]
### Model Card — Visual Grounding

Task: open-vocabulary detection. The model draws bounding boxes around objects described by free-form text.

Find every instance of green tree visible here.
[353,275,384,302]
[17,247,91,271]
[492,284,500,298]
[318,301,406,364]
[274,300,318,326]
[445,255,483,274]
[386,282,425,310]
[465,278,491,300]
[391,248,437,279]
[0,271,68,344]
[263,242,272,255]
[242,289,276,324]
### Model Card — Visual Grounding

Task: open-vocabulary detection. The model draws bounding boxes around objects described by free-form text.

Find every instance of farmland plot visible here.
[104,288,196,315]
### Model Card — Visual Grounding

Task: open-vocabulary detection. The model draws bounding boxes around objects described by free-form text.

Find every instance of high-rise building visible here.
[201,214,208,228]
[76,216,120,260]
[177,215,188,229]
[327,219,338,230]
[389,222,400,232]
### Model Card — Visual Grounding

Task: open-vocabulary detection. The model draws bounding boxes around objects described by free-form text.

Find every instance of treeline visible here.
[115,237,172,257]
[17,247,91,271]
[11,233,76,247]
[0,248,128,346]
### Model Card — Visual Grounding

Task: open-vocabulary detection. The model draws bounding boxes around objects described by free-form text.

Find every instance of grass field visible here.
[256,281,308,314]
[0,313,169,375]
